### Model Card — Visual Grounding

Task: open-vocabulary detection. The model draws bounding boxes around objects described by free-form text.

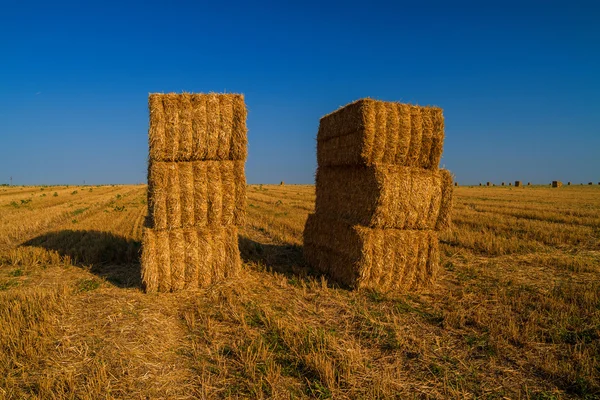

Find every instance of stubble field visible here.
[0,184,598,399]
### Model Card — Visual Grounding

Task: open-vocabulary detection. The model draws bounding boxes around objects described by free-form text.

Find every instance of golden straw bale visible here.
[315,165,452,230]
[436,169,454,231]
[169,229,186,291]
[147,161,246,229]
[148,93,247,162]
[141,226,241,292]
[515,181,522,187]
[552,181,563,188]
[317,99,443,169]
[303,214,439,292]
[179,162,195,228]
[141,228,159,293]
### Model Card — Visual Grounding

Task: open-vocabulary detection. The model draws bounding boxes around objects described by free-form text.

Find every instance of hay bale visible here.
[141,226,241,292]
[589,182,593,185]
[303,214,439,291]
[316,99,444,169]
[568,182,571,185]
[501,182,505,186]
[486,182,491,186]
[315,166,452,229]
[280,181,285,186]
[148,93,247,162]
[454,182,458,187]
[552,181,563,188]
[515,181,522,187]
[147,161,246,229]
[527,182,531,186]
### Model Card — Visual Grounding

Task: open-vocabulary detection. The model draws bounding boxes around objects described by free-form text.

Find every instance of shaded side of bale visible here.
[148,93,247,162]
[315,165,445,229]
[303,214,439,292]
[552,181,563,188]
[486,182,491,186]
[141,228,159,293]
[515,181,522,187]
[428,107,444,169]
[436,169,454,231]
[147,161,169,230]
[156,230,172,292]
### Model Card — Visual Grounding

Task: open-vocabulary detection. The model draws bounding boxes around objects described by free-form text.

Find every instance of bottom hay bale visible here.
[141,226,241,292]
[303,214,439,292]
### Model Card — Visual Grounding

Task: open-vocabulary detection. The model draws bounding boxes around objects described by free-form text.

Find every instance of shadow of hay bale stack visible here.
[142,93,247,292]
[304,99,453,292]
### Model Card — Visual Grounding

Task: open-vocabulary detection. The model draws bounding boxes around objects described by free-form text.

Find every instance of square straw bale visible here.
[315,166,453,230]
[317,99,444,169]
[141,226,241,293]
[147,161,246,229]
[148,93,247,162]
[303,214,439,292]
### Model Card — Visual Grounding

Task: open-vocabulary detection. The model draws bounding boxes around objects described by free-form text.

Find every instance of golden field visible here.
[0,184,598,399]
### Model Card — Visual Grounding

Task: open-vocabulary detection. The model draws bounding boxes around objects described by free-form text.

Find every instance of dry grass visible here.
[0,184,598,398]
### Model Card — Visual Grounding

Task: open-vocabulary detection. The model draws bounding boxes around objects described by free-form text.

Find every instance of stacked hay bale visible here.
[552,181,563,188]
[304,99,453,292]
[142,93,247,292]
[515,181,522,187]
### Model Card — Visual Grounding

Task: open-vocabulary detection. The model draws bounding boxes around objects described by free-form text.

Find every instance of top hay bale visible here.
[148,93,247,162]
[317,99,444,169]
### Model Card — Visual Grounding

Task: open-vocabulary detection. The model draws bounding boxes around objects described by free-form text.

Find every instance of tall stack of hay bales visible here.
[304,99,453,292]
[142,93,247,292]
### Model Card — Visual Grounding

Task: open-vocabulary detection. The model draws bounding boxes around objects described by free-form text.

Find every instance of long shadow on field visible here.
[238,235,318,280]
[22,230,142,288]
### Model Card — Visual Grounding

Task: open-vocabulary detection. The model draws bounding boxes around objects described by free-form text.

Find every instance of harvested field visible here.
[0,184,599,398]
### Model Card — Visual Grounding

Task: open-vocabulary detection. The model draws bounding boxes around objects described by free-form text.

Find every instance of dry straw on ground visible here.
[147,161,246,229]
[315,166,452,229]
[304,214,439,291]
[552,181,563,188]
[141,226,241,293]
[148,93,247,162]
[317,99,444,169]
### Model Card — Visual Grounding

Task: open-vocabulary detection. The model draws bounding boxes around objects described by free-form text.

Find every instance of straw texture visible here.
[143,92,247,293]
[304,214,439,291]
[141,226,241,293]
[147,161,246,229]
[148,93,247,162]
[315,165,453,229]
[317,99,444,169]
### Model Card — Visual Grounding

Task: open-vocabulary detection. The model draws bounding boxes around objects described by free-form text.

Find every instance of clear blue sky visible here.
[1,0,599,185]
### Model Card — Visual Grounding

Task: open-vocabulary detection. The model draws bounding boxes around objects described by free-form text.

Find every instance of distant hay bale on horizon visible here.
[501,182,505,186]
[552,181,563,188]
[515,181,522,187]
[486,182,491,186]
[317,99,444,169]
[280,181,285,186]
[143,93,247,293]
[568,182,572,185]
